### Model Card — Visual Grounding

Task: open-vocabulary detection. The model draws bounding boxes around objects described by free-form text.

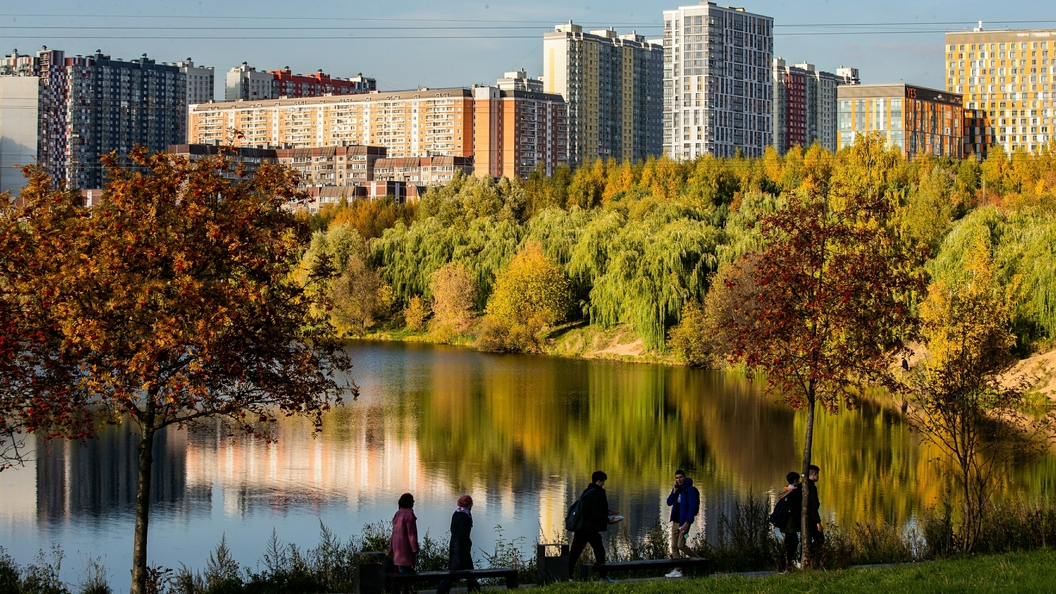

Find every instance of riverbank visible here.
[543,548,1056,593]
[366,322,681,366]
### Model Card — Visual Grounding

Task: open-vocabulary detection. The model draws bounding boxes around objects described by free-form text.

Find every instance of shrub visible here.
[402,296,430,332]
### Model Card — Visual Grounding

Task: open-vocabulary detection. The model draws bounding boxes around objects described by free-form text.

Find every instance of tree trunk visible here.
[130,401,157,594]
[800,396,817,567]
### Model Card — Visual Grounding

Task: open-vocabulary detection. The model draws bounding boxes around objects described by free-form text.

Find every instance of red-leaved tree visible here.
[1,147,353,594]
[724,186,921,566]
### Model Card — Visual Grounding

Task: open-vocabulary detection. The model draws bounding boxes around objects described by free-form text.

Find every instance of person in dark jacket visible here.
[784,465,823,566]
[436,495,479,594]
[568,471,621,582]
[805,465,824,549]
[778,471,800,572]
[664,469,700,578]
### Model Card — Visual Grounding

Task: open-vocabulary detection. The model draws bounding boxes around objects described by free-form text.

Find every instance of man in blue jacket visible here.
[665,469,700,578]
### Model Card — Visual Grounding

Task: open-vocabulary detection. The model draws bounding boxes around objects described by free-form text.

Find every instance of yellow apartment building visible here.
[189,89,474,158]
[837,83,964,159]
[946,28,1055,158]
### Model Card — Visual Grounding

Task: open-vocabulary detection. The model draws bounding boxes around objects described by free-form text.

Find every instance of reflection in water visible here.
[1,341,1052,590]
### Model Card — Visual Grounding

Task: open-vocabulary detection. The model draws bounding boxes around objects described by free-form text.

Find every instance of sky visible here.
[3,0,1056,97]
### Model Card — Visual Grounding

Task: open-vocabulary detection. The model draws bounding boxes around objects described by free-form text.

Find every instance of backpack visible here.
[565,495,587,532]
[769,496,791,529]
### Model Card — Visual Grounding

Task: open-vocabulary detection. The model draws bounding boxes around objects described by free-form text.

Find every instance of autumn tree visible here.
[722,186,920,566]
[429,262,477,339]
[480,243,572,352]
[906,241,1044,552]
[1,148,352,594]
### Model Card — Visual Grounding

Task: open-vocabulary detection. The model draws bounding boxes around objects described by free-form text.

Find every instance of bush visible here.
[402,296,430,332]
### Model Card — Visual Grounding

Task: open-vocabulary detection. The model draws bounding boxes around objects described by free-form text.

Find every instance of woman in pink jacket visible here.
[390,492,420,588]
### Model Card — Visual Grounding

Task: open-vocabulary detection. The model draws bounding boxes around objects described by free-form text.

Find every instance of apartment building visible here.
[543,22,663,167]
[496,69,544,92]
[225,62,278,101]
[473,85,568,180]
[274,145,386,186]
[945,27,1055,158]
[172,58,215,104]
[2,48,185,190]
[271,67,376,98]
[772,59,859,154]
[663,3,774,160]
[373,156,473,186]
[837,83,964,159]
[0,76,38,194]
[190,88,475,158]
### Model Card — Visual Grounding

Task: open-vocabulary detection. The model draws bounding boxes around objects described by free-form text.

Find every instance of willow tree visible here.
[723,186,920,566]
[2,148,352,594]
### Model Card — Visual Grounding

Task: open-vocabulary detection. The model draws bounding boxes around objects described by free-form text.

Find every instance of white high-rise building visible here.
[225,62,277,101]
[0,76,39,195]
[663,2,774,160]
[173,58,215,104]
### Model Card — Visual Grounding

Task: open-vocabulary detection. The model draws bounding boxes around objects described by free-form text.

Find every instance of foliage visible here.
[482,243,572,352]
[1,148,352,594]
[666,300,710,367]
[402,296,429,332]
[906,241,1047,551]
[720,145,923,564]
[428,262,477,339]
[330,255,390,338]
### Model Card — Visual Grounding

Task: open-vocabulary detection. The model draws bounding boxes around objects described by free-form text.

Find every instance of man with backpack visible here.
[664,469,700,578]
[567,471,621,582]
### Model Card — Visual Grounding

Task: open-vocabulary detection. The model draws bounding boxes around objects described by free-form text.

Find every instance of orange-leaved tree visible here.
[1,147,353,594]
[723,186,921,566]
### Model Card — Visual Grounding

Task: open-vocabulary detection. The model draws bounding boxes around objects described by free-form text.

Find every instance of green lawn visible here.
[539,549,1056,593]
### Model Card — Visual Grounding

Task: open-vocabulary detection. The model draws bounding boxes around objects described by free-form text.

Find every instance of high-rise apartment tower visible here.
[945,26,1056,158]
[663,2,774,160]
[542,22,663,167]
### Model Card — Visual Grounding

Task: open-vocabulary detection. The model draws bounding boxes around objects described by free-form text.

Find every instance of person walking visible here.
[436,495,480,594]
[664,469,700,578]
[568,471,621,583]
[389,493,419,593]
[778,471,800,572]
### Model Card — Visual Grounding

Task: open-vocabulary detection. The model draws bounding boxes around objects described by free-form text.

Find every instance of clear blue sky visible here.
[3,0,1055,96]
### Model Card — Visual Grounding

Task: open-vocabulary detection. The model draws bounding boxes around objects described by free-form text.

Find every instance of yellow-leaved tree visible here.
[479,243,572,352]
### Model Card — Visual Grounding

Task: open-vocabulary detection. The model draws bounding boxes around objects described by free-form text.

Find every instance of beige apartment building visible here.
[189,89,475,158]
[946,27,1056,158]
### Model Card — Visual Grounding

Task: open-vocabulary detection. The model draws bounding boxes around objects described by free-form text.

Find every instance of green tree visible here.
[1,148,351,594]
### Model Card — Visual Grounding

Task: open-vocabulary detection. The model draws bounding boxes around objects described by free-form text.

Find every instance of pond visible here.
[0,341,1051,590]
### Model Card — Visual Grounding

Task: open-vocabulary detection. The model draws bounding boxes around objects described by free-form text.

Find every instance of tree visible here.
[330,254,390,337]
[1,148,353,594]
[906,241,1043,552]
[722,187,920,566]
[429,262,477,338]
[481,243,572,352]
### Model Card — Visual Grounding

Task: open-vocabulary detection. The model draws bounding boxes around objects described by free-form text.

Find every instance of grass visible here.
[539,548,1056,594]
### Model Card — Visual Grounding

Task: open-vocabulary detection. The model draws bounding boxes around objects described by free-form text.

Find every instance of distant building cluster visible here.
[1,2,1054,199]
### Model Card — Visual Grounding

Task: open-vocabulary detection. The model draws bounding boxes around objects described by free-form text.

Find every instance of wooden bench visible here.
[385,567,519,592]
[579,557,711,581]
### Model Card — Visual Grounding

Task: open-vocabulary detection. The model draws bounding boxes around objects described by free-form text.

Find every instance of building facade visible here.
[663,2,774,160]
[496,69,544,92]
[190,89,475,158]
[173,58,215,104]
[270,67,376,98]
[473,85,568,180]
[837,83,964,159]
[373,156,473,185]
[3,48,185,190]
[0,76,39,194]
[945,27,1055,158]
[225,62,278,101]
[543,22,663,167]
[772,60,858,154]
